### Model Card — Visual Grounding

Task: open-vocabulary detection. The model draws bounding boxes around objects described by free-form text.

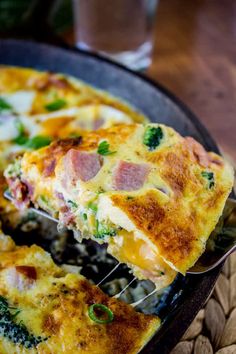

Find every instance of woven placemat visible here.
[170,252,236,354]
[171,157,236,354]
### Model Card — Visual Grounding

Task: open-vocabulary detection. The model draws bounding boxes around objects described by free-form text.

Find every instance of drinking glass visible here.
[73,0,158,71]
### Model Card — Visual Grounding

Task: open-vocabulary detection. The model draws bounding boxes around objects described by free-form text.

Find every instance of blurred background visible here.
[0,0,234,165]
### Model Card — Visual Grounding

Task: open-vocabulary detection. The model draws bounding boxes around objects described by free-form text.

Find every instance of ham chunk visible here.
[93,118,105,130]
[113,161,150,191]
[64,149,103,184]
[43,158,56,177]
[185,137,210,167]
[32,73,69,91]
[6,177,31,209]
[5,265,37,291]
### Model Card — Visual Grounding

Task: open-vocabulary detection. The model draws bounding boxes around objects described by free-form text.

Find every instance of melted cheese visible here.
[1,91,35,114]
[98,196,176,288]
[108,229,176,289]
[0,116,19,141]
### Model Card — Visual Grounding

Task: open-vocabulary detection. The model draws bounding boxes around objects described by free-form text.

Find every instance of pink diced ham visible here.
[60,205,76,227]
[64,149,103,184]
[93,118,105,130]
[113,161,150,191]
[185,137,210,168]
[43,158,56,177]
[5,266,37,291]
[7,177,31,209]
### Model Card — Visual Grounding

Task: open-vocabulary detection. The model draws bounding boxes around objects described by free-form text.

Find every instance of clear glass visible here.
[73,0,158,71]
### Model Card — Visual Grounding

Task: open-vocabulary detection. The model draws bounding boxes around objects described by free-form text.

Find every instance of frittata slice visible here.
[0,234,159,354]
[5,123,234,289]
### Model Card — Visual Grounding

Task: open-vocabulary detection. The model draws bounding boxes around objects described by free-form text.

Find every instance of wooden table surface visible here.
[1,0,235,164]
[148,0,236,165]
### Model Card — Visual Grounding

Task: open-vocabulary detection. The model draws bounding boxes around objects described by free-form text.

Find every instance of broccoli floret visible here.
[143,126,163,151]
[82,213,87,220]
[0,296,47,348]
[94,220,117,239]
[201,171,215,189]
[67,200,78,209]
[4,159,21,178]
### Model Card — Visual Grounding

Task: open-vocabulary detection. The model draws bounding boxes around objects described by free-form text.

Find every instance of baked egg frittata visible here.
[0,233,159,354]
[5,123,234,289]
[0,65,146,222]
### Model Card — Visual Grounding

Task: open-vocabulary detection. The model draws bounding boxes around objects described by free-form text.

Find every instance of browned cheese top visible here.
[0,237,159,354]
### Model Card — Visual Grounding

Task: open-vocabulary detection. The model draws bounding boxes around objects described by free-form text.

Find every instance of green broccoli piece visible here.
[94,220,117,239]
[201,171,215,189]
[67,200,78,209]
[0,296,47,348]
[82,213,87,220]
[143,126,163,151]
[5,159,21,178]
[45,99,67,112]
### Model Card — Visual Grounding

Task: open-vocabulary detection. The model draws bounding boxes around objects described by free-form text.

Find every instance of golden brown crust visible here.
[0,241,159,354]
[110,192,198,270]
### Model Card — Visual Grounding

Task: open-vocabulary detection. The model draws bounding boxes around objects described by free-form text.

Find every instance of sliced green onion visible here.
[88,202,98,213]
[45,98,67,111]
[14,135,29,145]
[13,119,28,144]
[14,134,51,150]
[14,118,25,135]
[0,97,12,112]
[88,304,114,324]
[97,141,116,156]
[69,133,81,139]
[24,135,52,149]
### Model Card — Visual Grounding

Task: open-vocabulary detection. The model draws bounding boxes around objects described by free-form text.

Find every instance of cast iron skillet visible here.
[0,39,224,353]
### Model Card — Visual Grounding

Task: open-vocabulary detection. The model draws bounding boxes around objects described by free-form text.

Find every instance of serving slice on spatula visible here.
[4,123,234,290]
